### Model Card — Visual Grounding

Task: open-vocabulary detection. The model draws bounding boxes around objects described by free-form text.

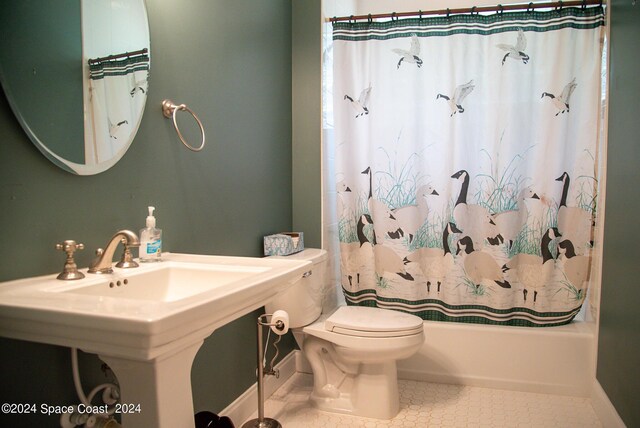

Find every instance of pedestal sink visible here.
[0,253,311,427]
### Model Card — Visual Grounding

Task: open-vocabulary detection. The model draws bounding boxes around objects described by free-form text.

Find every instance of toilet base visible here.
[309,359,400,420]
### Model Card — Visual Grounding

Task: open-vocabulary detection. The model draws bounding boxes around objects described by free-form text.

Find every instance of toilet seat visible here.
[325,306,424,338]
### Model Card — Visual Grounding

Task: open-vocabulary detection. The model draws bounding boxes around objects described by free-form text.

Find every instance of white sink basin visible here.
[0,253,311,357]
[56,262,271,302]
[0,252,312,428]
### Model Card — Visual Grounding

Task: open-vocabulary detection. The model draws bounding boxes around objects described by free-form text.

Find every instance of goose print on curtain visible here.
[333,7,605,327]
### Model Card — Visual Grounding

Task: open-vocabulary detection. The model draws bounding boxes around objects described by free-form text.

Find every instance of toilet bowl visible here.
[265,249,425,419]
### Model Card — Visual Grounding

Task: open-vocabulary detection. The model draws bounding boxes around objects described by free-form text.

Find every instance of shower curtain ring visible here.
[556,1,564,11]
[162,99,206,152]
[581,0,587,9]
[471,6,478,15]
[348,15,355,25]
[391,12,398,21]
[368,14,373,24]
[527,2,534,12]
[446,8,451,18]
[497,4,504,15]
[418,10,423,20]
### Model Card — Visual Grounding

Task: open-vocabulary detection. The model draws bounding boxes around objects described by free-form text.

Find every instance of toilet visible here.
[265,249,425,419]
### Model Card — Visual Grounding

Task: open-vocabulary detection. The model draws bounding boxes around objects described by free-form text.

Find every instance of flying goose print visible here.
[542,78,577,116]
[129,76,147,97]
[108,119,128,139]
[437,80,475,116]
[344,85,372,118]
[392,34,423,69]
[130,86,146,97]
[496,28,530,65]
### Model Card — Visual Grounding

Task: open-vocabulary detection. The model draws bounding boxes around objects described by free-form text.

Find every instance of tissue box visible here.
[263,232,304,256]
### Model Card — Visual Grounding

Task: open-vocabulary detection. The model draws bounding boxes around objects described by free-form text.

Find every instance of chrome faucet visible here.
[88,230,140,274]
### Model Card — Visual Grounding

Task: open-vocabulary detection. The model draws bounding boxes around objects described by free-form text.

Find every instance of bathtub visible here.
[397,318,597,397]
[320,249,599,398]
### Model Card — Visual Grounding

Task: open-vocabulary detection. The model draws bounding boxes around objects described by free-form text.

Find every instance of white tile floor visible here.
[245,373,602,427]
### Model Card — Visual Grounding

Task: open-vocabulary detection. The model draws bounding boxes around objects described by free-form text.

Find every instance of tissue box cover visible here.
[264,232,304,256]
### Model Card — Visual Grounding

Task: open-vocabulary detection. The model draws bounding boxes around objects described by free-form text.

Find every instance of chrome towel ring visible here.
[161,99,206,152]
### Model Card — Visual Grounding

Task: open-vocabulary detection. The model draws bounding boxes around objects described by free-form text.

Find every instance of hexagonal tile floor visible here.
[243,373,601,427]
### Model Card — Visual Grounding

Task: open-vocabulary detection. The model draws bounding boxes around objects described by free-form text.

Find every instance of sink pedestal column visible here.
[99,340,204,428]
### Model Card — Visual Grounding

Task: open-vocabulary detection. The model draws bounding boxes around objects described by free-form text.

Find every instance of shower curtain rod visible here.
[88,48,149,65]
[328,0,603,22]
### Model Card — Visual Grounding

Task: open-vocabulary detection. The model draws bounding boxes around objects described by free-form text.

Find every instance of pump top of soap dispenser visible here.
[146,206,156,228]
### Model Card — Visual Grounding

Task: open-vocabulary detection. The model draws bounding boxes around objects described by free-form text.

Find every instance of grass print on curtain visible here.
[333,6,605,326]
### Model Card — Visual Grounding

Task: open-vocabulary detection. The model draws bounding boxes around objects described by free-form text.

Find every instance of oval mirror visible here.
[0,0,150,175]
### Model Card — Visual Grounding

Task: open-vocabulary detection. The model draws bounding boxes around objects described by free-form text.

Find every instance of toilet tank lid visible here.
[268,248,327,265]
[325,306,423,333]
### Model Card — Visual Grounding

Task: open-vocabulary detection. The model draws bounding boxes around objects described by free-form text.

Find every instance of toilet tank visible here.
[265,248,327,328]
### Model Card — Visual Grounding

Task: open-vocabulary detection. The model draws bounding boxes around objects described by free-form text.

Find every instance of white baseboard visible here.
[591,380,627,428]
[219,350,297,427]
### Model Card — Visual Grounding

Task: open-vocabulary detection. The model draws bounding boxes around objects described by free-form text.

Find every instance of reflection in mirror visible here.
[0,0,150,175]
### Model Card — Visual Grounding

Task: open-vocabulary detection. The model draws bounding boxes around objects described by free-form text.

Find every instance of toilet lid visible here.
[325,306,423,337]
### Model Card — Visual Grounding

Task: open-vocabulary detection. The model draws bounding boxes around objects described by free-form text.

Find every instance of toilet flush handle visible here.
[302,270,312,278]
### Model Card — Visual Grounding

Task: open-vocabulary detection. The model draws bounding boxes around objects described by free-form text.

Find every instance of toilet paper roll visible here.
[270,310,290,335]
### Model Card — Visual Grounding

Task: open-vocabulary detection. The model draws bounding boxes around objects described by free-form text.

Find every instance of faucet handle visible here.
[55,240,85,253]
[55,240,85,280]
[116,238,139,269]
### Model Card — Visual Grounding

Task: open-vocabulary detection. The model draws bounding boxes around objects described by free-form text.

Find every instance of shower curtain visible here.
[333,6,605,327]
[87,53,149,164]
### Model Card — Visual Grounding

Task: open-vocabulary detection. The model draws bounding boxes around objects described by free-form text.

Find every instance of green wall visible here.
[0,1,294,426]
[292,1,322,248]
[597,1,640,427]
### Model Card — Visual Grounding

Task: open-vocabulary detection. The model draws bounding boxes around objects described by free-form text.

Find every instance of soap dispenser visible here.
[139,206,162,262]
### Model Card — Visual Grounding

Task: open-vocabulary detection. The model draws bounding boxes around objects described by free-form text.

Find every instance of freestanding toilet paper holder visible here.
[241,312,289,428]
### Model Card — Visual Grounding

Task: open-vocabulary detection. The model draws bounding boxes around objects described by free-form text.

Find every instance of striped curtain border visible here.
[333,6,605,41]
[89,54,150,80]
[343,288,583,327]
